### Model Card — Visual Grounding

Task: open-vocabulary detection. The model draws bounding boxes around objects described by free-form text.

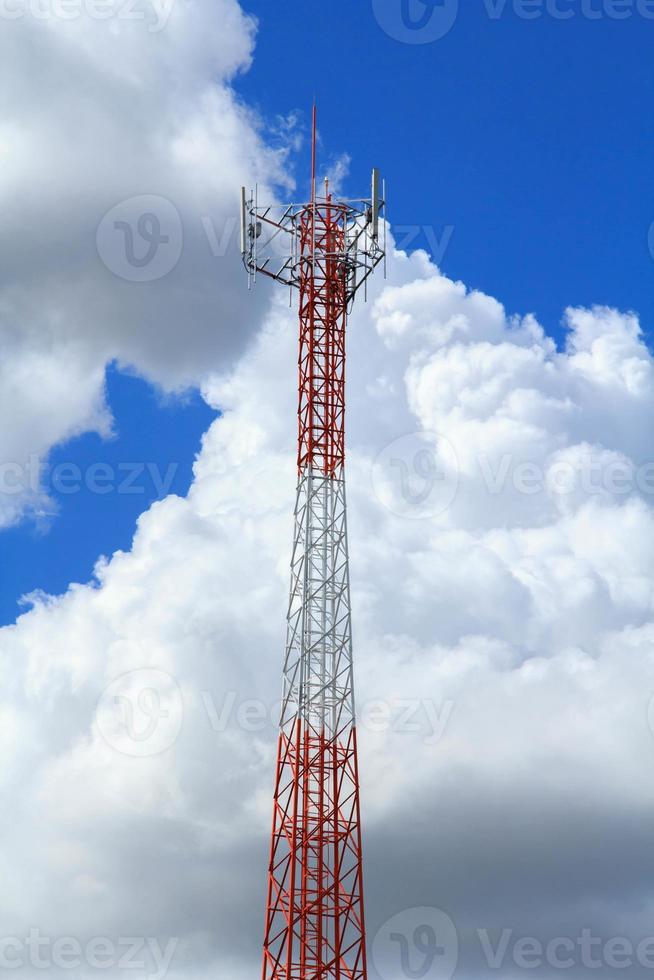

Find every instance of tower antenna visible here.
[311,102,317,204]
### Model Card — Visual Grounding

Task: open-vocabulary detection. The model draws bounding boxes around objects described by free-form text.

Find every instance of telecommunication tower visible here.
[242,107,386,980]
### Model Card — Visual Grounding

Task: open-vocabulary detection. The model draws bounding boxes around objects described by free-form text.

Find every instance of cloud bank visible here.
[1,228,653,977]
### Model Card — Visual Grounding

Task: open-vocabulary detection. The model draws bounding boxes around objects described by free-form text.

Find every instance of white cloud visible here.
[1,225,653,977]
[0,0,294,527]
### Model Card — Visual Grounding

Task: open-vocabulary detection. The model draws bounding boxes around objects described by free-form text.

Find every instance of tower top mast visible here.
[311,102,317,205]
[241,107,386,305]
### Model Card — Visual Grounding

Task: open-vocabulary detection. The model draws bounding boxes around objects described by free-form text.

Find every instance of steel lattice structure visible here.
[242,108,386,980]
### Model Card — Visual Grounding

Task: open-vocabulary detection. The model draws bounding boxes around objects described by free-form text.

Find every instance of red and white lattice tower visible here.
[242,108,386,980]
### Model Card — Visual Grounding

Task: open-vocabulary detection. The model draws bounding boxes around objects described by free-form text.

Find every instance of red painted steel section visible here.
[296,195,347,477]
[262,725,367,980]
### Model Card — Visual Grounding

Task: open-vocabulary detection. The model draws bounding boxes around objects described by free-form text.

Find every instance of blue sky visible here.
[0,370,215,624]
[2,0,651,626]
[237,1,652,338]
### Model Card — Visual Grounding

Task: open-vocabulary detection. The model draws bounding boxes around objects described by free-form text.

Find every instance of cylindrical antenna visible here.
[311,103,317,204]
[254,183,258,282]
[383,177,388,279]
[372,168,380,240]
[240,187,247,256]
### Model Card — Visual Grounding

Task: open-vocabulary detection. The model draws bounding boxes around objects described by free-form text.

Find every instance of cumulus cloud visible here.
[1,222,653,979]
[0,0,293,527]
